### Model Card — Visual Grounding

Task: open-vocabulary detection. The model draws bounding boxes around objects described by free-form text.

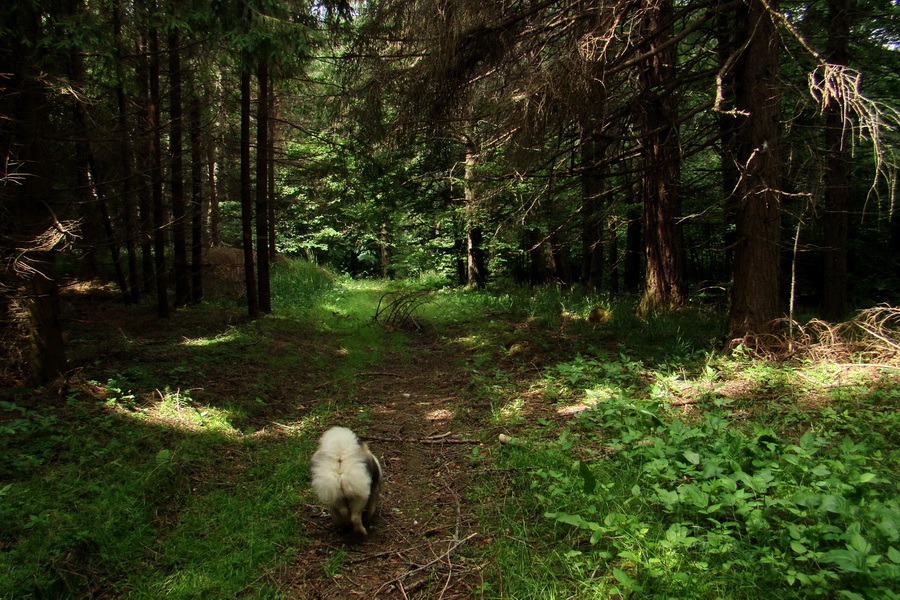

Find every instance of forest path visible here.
[283,329,490,599]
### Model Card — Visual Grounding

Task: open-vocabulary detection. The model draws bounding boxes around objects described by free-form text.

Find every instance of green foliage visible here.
[270,257,336,311]
[489,394,900,599]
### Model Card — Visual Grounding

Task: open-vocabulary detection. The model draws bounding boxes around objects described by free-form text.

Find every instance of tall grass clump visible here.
[271,258,335,313]
[484,395,900,599]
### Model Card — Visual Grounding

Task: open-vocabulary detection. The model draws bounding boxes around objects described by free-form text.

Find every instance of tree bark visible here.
[462,122,486,289]
[149,4,169,318]
[114,0,140,304]
[580,133,605,290]
[169,20,189,308]
[624,203,642,293]
[267,89,278,262]
[189,82,204,304]
[134,30,155,295]
[637,0,685,315]
[207,111,221,248]
[727,0,782,339]
[240,67,260,318]
[3,2,69,383]
[821,0,851,321]
[379,222,390,278]
[255,59,271,313]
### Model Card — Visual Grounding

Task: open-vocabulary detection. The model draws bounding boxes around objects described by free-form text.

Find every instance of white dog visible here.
[310,427,382,535]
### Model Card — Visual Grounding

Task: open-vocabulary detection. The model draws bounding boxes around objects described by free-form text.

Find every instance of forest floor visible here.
[282,329,490,599]
[3,269,899,599]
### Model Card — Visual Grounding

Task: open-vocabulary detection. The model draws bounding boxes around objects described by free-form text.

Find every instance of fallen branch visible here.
[313,371,403,390]
[363,435,481,445]
[374,533,479,597]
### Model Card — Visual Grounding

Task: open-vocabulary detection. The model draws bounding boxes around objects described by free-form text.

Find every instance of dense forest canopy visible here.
[1,0,899,384]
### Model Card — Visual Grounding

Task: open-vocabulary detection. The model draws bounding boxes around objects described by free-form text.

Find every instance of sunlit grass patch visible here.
[179,328,243,347]
[493,396,525,422]
[135,388,241,435]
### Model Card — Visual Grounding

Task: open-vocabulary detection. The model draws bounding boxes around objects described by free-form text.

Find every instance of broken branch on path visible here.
[312,371,403,390]
[362,434,481,445]
[373,532,479,597]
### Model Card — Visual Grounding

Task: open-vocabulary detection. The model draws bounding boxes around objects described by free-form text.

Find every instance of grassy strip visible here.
[1,260,400,599]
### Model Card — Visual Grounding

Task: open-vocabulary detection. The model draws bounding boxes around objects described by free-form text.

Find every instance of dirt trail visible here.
[283,332,489,599]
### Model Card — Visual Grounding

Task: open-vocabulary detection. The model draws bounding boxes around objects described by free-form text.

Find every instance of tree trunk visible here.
[462,123,486,289]
[379,222,390,278]
[267,89,278,262]
[580,133,604,290]
[115,0,139,304]
[717,10,740,280]
[255,59,271,313]
[3,4,69,383]
[149,6,169,318]
[821,0,851,321]
[727,0,782,339]
[624,203,642,293]
[608,216,619,296]
[240,67,260,318]
[207,119,221,248]
[134,31,154,295]
[637,0,685,315]
[169,21,189,308]
[189,83,204,304]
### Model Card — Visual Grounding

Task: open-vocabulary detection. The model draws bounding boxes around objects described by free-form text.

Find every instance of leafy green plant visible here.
[527,396,900,598]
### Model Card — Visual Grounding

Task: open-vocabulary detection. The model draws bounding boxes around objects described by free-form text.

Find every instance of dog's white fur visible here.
[310,427,382,535]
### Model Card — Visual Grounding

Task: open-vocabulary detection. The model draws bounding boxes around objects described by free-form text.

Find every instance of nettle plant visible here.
[537,396,900,599]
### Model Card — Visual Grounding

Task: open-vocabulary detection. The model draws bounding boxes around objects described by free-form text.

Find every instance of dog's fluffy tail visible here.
[310,427,381,535]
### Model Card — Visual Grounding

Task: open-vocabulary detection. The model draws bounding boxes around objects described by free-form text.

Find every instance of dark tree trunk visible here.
[207,121,221,248]
[134,31,154,295]
[727,0,782,339]
[255,59,271,313]
[624,203,642,293]
[608,217,619,296]
[821,0,851,321]
[580,133,604,290]
[467,225,486,289]
[115,0,140,304]
[463,124,486,289]
[379,222,390,278]
[240,67,259,318]
[169,21,189,308]
[637,0,685,315]
[149,6,169,318]
[189,83,204,304]
[3,4,69,383]
[717,11,740,280]
[267,89,277,262]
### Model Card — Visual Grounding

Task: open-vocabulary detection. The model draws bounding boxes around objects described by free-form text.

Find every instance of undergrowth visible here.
[478,364,900,599]
[2,264,898,599]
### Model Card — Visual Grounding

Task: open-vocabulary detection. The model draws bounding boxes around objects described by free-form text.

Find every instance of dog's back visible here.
[310,427,382,535]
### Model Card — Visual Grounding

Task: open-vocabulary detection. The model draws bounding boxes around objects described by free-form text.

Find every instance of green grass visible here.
[0,387,318,599]
[1,260,402,599]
